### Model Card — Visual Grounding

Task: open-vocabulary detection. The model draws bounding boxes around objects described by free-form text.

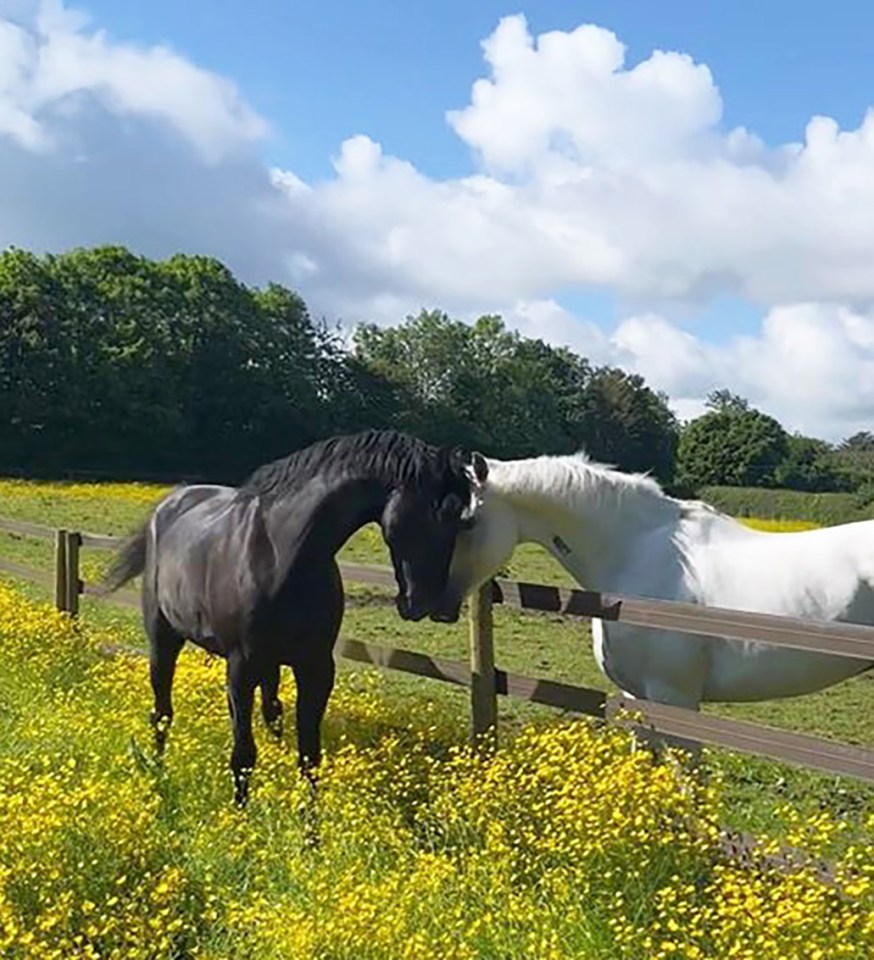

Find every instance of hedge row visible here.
[698,486,871,527]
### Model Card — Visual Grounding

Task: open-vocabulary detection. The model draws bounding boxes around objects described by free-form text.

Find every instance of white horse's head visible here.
[430,465,519,623]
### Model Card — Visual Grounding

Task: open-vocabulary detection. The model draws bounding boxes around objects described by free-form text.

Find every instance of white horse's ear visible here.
[471,452,488,484]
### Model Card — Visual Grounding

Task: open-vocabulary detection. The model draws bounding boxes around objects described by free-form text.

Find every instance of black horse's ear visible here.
[471,451,488,484]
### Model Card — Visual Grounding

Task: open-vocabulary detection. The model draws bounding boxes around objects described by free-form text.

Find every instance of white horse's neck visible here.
[487,455,683,590]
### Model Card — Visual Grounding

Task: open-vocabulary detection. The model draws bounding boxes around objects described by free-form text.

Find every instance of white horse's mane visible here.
[488,449,726,527]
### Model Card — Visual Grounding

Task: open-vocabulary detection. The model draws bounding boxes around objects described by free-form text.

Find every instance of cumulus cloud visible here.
[447,15,724,172]
[262,12,874,318]
[6,1,874,314]
[0,0,291,283]
[2,3,874,439]
[0,0,266,159]
[501,298,874,442]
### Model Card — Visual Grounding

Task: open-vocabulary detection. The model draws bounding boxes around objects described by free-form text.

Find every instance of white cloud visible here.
[267,13,874,316]
[447,15,723,172]
[503,298,874,442]
[602,304,874,442]
[0,0,266,160]
[2,3,874,440]
[0,0,289,283]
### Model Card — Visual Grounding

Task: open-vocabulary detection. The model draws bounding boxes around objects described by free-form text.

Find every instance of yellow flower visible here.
[0,579,871,959]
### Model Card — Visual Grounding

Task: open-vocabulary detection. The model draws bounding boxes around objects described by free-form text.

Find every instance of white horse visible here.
[433,452,874,712]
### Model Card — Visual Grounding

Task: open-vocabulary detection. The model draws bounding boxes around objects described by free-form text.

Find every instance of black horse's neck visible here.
[237,431,449,572]
[281,475,388,567]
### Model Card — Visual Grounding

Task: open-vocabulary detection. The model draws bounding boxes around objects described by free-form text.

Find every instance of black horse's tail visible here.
[102,521,149,593]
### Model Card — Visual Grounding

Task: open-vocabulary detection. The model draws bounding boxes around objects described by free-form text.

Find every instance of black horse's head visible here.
[381,447,489,621]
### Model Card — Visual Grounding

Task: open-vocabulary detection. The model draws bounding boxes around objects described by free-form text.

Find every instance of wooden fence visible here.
[3,515,874,787]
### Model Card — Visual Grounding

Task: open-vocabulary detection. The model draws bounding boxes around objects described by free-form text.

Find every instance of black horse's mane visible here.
[237,429,462,502]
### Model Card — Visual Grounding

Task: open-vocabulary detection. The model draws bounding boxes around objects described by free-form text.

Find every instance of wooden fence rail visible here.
[3,515,874,785]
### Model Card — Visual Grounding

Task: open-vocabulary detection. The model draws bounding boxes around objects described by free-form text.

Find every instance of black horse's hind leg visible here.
[227,651,258,807]
[291,652,336,779]
[260,662,283,739]
[147,610,185,755]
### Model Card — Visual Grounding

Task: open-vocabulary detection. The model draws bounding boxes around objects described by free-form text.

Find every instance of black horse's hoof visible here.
[233,768,253,808]
[264,703,284,740]
[149,711,171,755]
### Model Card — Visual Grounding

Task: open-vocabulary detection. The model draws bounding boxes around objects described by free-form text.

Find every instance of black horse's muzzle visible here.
[428,594,463,624]
[396,592,430,622]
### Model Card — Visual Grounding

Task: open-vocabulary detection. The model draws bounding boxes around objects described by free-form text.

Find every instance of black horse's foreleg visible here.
[226,651,258,807]
[147,613,185,755]
[260,662,283,738]
[291,653,336,779]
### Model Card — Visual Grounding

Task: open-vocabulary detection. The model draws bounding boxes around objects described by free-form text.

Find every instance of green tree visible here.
[352,308,678,476]
[832,431,874,494]
[705,389,750,414]
[840,431,874,453]
[577,368,679,481]
[352,309,487,447]
[0,245,341,478]
[353,309,587,454]
[0,248,71,466]
[774,435,843,492]
[676,404,788,488]
[0,246,680,480]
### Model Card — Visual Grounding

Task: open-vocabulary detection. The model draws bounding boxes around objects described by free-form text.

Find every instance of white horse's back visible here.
[687,516,874,621]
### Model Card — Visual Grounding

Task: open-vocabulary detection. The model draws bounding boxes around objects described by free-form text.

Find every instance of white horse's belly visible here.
[594,619,709,703]
[596,583,874,705]
[702,643,869,701]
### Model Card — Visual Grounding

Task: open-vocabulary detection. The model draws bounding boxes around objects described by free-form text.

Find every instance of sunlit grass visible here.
[2,478,874,870]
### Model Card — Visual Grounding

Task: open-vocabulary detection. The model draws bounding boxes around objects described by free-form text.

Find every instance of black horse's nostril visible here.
[429,600,462,624]
[404,597,429,622]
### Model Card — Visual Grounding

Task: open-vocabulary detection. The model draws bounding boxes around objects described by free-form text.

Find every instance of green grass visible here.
[2,478,874,852]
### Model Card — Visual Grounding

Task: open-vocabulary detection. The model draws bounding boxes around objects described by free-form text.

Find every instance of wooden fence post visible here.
[54,529,68,613]
[65,531,81,617]
[469,581,498,754]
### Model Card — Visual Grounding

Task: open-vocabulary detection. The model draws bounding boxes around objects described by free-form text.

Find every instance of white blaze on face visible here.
[461,463,485,521]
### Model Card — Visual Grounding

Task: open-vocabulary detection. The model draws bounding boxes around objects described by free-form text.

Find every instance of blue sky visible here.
[3,0,874,438]
[79,0,874,182]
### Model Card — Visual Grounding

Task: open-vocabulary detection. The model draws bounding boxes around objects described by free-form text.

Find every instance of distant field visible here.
[737,517,821,532]
[1,477,873,852]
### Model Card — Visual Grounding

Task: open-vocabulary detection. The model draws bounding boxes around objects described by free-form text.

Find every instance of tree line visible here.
[0,245,871,498]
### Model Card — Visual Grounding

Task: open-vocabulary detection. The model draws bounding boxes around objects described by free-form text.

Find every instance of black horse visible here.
[103,430,488,805]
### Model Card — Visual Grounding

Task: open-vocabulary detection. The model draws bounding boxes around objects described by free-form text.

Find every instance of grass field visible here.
[6,581,874,958]
[1,482,874,844]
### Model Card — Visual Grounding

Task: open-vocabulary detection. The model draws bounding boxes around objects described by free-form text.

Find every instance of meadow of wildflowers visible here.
[1,579,873,959]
